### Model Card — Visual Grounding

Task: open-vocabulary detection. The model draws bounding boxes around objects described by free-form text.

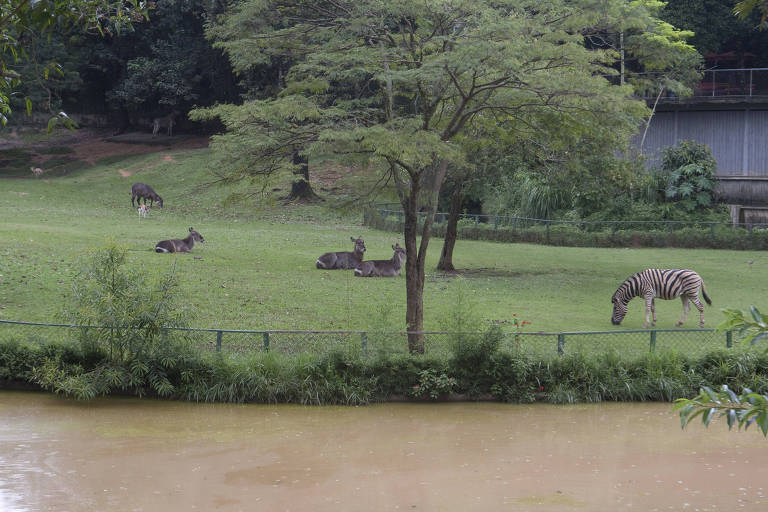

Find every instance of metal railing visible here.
[367,206,768,249]
[694,68,768,97]
[608,68,768,98]
[0,319,750,361]
[373,206,768,232]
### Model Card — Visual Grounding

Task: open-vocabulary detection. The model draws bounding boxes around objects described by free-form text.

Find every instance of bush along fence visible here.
[364,206,768,250]
[0,319,749,360]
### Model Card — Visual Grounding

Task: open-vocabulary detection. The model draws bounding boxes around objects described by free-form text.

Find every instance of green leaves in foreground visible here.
[719,306,768,346]
[674,385,768,437]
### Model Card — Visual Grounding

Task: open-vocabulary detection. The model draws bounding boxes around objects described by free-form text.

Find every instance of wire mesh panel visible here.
[0,321,78,345]
[0,320,758,360]
[557,329,731,360]
[501,332,561,360]
[263,331,363,356]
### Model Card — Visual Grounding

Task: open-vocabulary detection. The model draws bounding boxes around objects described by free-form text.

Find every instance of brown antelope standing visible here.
[354,243,406,277]
[138,204,149,218]
[316,237,366,269]
[30,167,44,178]
[152,113,176,137]
[155,227,204,253]
[131,183,163,208]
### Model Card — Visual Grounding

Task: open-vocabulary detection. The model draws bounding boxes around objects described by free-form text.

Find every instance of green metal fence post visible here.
[726,330,733,348]
[361,332,368,354]
[649,330,657,352]
[557,333,565,355]
[216,330,223,352]
[546,221,551,244]
[263,332,270,351]
[493,216,498,230]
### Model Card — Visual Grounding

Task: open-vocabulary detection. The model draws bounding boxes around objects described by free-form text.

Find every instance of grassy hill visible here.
[0,133,764,334]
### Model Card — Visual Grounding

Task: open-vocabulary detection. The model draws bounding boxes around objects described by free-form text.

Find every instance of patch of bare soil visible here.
[2,128,209,173]
[313,161,363,194]
[68,133,207,166]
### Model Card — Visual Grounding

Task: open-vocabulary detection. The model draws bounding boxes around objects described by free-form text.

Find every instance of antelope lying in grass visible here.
[316,236,366,269]
[155,227,204,253]
[354,243,406,277]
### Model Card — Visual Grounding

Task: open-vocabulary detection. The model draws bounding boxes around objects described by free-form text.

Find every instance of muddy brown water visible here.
[1,391,767,511]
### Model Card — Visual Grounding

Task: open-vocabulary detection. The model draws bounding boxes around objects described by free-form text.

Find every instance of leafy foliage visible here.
[410,369,457,400]
[661,140,718,212]
[0,0,150,125]
[675,385,768,436]
[719,306,768,347]
[63,242,190,361]
[33,242,195,399]
[106,0,236,119]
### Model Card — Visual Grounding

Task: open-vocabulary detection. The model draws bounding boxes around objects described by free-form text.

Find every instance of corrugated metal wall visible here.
[637,109,768,205]
[640,109,768,176]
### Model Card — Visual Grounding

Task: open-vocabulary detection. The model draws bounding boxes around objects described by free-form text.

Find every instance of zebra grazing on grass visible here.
[611,269,712,328]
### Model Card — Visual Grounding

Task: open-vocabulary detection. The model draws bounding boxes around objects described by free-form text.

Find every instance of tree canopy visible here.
[0,0,150,125]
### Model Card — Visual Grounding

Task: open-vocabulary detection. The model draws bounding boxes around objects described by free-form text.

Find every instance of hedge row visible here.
[364,211,768,250]
[3,335,768,404]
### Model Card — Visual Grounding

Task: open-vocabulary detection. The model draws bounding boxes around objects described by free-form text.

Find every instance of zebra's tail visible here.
[701,282,712,306]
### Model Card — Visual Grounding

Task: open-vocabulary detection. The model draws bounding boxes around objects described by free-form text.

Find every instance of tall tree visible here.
[201,0,696,352]
[0,0,149,126]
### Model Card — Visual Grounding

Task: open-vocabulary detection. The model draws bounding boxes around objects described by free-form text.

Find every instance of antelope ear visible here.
[189,227,194,232]
[351,237,355,242]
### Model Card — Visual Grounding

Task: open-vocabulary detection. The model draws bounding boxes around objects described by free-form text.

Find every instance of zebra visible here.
[611,269,712,328]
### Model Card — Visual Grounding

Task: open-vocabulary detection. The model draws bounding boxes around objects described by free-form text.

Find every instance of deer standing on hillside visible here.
[354,243,406,277]
[152,113,176,137]
[316,237,366,269]
[131,183,163,208]
[30,167,44,178]
[155,227,204,253]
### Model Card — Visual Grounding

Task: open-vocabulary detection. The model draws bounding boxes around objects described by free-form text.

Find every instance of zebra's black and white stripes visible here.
[611,269,712,328]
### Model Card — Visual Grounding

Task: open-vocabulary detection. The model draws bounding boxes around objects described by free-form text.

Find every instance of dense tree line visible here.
[2,0,242,130]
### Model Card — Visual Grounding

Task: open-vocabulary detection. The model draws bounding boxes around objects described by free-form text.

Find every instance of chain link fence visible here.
[366,207,768,250]
[0,320,753,361]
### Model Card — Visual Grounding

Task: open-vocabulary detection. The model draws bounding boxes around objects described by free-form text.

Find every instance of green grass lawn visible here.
[1,143,765,335]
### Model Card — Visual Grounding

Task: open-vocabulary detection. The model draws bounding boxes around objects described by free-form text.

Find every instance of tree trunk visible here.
[639,86,665,156]
[403,185,426,354]
[400,161,448,354]
[437,179,463,271]
[288,150,319,200]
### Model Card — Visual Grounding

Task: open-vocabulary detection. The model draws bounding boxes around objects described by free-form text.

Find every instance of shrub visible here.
[31,243,197,399]
[661,140,718,212]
